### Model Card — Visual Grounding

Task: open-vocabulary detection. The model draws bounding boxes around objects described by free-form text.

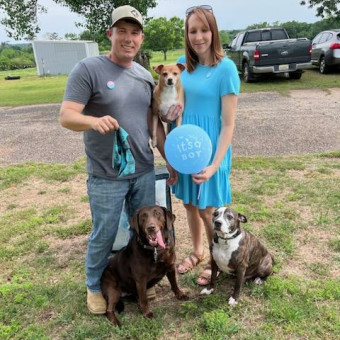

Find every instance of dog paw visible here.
[228,296,238,306]
[200,287,214,295]
[176,291,189,301]
[145,311,154,319]
[254,277,263,285]
[107,313,121,327]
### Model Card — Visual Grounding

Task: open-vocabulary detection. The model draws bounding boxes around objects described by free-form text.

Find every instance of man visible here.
[60,5,178,314]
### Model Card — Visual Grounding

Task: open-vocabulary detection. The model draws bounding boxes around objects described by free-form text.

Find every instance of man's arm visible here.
[60,100,119,134]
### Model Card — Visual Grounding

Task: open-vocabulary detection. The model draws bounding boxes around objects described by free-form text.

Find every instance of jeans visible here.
[86,169,155,292]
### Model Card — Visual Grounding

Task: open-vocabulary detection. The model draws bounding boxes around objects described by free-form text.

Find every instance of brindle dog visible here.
[201,207,274,305]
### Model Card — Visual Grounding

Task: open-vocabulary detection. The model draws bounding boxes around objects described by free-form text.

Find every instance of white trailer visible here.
[32,40,99,76]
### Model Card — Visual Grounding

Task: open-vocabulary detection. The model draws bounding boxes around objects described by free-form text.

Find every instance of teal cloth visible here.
[112,127,135,178]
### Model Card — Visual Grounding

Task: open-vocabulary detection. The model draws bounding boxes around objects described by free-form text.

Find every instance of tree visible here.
[280,21,313,38]
[0,42,10,52]
[0,0,157,40]
[245,17,340,40]
[44,32,61,40]
[246,21,276,29]
[0,46,35,70]
[143,17,184,60]
[219,30,232,46]
[309,16,340,38]
[64,33,79,40]
[301,0,340,18]
[79,30,111,52]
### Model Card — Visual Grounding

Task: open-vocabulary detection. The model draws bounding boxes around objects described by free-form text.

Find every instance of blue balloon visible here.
[165,124,212,174]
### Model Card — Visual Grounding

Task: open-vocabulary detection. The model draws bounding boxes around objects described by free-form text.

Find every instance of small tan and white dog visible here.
[152,63,185,147]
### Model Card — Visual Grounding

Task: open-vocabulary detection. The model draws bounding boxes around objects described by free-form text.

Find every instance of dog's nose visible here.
[167,78,173,85]
[147,225,156,232]
[214,221,222,230]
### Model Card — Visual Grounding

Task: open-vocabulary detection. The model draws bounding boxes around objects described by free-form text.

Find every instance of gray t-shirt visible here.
[63,55,155,180]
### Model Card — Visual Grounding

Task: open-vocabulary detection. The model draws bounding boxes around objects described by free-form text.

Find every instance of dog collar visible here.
[137,236,170,262]
[213,230,241,244]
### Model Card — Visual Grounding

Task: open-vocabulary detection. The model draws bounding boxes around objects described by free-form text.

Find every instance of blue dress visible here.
[173,57,240,209]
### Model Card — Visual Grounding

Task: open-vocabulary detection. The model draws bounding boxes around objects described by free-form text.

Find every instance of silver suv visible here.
[311,29,340,73]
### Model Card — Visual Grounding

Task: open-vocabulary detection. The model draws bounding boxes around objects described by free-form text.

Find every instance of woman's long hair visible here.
[185,8,224,72]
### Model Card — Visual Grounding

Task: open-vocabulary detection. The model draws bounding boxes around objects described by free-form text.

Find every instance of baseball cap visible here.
[110,5,143,30]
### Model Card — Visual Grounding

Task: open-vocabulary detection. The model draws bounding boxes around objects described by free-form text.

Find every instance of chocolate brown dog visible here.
[201,207,274,305]
[101,206,188,327]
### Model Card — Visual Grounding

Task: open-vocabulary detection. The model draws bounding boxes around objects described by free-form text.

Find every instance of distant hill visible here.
[8,42,32,48]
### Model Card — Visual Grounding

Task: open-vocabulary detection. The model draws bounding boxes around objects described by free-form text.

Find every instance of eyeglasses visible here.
[186,5,213,16]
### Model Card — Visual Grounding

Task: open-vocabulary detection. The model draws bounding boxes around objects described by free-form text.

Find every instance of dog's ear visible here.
[238,213,247,224]
[176,63,186,72]
[153,64,164,74]
[130,210,140,234]
[162,207,175,230]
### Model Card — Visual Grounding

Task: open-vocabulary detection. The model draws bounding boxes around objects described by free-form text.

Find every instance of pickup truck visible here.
[225,28,312,82]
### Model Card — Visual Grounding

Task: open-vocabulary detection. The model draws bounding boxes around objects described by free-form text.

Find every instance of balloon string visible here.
[197,184,202,200]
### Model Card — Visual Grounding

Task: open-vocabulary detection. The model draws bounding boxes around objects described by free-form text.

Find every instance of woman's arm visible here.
[192,93,238,184]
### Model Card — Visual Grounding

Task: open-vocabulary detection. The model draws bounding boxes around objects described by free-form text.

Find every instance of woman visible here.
[174,5,240,285]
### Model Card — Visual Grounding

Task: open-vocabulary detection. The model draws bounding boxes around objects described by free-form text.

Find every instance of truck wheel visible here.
[319,57,328,74]
[288,71,302,80]
[242,62,253,83]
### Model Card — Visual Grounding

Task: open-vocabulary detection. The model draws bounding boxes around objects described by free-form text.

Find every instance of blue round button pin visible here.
[107,81,115,89]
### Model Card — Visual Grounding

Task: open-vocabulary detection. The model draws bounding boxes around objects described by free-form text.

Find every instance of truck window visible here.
[312,32,323,44]
[319,32,330,44]
[231,33,245,48]
[245,31,261,43]
[262,31,271,41]
[231,36,238,49]
[324,32,333,42]
[236,33,245,47]
[271,30,287,40]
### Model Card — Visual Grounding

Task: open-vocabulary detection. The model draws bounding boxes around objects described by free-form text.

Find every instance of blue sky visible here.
[0,0,320,43]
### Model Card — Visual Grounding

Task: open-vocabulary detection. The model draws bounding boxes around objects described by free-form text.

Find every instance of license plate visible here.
[279,64,289,71]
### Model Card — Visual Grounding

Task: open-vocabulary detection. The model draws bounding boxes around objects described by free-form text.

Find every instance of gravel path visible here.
[0,88,339,166]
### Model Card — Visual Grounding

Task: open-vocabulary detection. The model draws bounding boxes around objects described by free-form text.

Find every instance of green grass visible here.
[1,50,339,106]
[150,49,184,66]
[0,152,339,339]
[0,160,86,190]
[0,68,68,106]
[241,68,340,94]
[0,67,37,77]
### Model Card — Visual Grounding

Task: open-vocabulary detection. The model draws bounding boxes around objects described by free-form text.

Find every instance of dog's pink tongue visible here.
[156,230,165,249]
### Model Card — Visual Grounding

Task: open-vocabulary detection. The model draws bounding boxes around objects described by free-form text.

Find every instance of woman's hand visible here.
[160,104,182,123]
[191,164,217,184]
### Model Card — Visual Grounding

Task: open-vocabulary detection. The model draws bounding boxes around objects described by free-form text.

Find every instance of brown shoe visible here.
[146,286,156,300]
[87,289,107,314]
[177,252,204,274]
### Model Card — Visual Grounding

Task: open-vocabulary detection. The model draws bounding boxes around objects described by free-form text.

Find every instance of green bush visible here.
[0,46,35,71]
